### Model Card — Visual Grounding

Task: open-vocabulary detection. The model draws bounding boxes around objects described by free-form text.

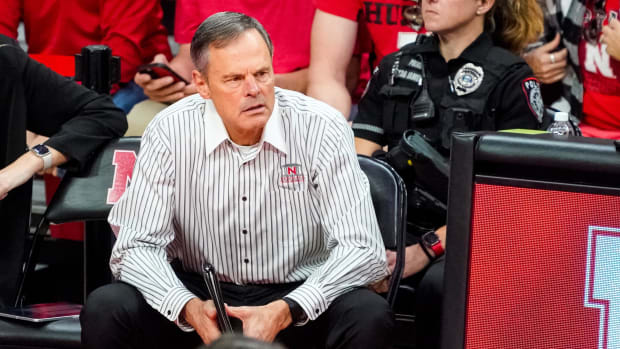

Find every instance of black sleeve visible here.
[492,63,543,131]
[9,41,128,169]
[353,56,393,146]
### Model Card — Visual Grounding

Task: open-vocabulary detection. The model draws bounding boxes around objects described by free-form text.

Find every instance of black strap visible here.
[417,236,435,262]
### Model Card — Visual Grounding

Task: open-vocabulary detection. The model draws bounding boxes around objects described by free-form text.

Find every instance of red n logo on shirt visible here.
[106,150,137,204]
[287,167,297,175]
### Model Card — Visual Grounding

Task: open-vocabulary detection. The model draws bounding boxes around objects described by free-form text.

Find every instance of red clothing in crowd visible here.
[0,0,171,83]
[579,0,620,139]
[316,0,424,65]
[175,0,315,74]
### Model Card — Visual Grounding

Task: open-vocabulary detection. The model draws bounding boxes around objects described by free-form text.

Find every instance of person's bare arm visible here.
[307,10,358,118]
[134,44,197,103]
[355,138,382,156]
[0,146,68,200]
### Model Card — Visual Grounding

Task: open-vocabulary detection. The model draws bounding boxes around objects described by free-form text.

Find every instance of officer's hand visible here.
[134,54,189,103]
[182,298,222,345]
[226,300,291,342]
[602,18,620,61]
[386,249,397,274]
[523,33,568,84]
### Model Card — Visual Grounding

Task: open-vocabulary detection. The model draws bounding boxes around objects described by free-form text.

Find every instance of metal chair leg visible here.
[14,216,50,307]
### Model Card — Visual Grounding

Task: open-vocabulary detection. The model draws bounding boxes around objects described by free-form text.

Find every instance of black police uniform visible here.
[352,33,543,348]
[354,32,542,154]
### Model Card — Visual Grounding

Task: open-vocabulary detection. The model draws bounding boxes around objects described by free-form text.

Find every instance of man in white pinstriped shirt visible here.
[80,12,394,349]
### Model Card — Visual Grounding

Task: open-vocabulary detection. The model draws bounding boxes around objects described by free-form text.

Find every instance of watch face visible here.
[32,144,50,156]
[423,231,440,245]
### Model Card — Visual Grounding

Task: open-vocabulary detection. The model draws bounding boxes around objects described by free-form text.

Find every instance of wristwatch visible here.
[421,230,445,259]
[282,297,309,327]
[30,144,52,170]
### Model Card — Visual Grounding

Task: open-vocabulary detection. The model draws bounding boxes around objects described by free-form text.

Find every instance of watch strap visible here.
[418,237,435,261]
[430,240,444,257]
[421,230,445,259]
[42,152,52,170]
[282,297,308,326]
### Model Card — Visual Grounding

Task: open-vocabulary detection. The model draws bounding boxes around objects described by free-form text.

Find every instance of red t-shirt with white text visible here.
[579,0,620,139]
[175,0,315,74]
[0,0,171,83]
[315,0,424,65]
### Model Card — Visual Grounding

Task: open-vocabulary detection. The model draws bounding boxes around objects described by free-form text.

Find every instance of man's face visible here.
[193,29,275,144]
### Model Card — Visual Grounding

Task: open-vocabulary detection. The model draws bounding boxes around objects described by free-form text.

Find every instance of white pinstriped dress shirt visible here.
[108,88,388,329]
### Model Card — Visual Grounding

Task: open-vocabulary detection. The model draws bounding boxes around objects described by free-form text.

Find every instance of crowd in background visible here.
[1,0,619,136]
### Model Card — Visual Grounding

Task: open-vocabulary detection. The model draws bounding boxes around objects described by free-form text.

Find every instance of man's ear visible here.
[193,70,211,99]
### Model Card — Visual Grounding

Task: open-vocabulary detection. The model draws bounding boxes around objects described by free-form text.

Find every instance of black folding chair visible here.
[0,137,140,349]
[357,155,407,308]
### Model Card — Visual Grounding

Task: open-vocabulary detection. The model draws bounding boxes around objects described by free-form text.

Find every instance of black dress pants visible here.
[81,268,394,349]
[402,257,445,349]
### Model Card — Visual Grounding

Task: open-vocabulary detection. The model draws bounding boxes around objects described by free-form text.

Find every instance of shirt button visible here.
[244,258,250,264]
[242,229,248,235]
[242,196,247,202]
[315,309,319,314]
[167,310,171,316]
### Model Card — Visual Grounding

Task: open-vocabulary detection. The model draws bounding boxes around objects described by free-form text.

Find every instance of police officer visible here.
[353,0,546,347]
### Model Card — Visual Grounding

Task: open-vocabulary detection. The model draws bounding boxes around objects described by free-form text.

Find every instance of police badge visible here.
[453,63,484,96]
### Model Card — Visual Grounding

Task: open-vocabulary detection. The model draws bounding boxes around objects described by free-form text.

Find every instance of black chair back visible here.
[46,137,141,223]
[16,137,141,306]
[358,155,407,307]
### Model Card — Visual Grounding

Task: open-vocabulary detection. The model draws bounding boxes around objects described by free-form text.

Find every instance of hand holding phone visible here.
[138,62,189,84]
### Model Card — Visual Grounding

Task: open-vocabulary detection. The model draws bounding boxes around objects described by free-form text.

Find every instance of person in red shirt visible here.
[525,0,620,139]
[0,0,172,113]
[580,0,620,139]
[307,0,425,117]
[135,1,315,103]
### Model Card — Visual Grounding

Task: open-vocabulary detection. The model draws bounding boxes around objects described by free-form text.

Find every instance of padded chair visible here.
[0,137,141,349]
[357,155,407,308]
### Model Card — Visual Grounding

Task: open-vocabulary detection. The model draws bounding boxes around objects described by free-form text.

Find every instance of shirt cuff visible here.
[159,285,197,331]
[285,283,329,321]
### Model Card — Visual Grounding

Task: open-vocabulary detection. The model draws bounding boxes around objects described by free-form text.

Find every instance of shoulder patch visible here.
[522,77,544,123]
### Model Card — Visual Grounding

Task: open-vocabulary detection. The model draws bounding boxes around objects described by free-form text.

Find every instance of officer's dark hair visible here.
[190,12,274,72]
[486,0,544,54]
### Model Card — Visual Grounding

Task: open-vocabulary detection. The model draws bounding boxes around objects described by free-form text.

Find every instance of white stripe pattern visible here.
[108,88,388,329]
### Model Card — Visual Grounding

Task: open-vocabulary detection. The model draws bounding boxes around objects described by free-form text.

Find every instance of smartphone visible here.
[137,63,189,84]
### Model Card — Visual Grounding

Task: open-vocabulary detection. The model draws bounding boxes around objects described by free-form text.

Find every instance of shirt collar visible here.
[203,94,287,156]
[421,32,493,64]
[457,32,494,64]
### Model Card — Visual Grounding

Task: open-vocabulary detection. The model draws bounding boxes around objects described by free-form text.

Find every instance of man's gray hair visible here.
[190,12,274,72]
